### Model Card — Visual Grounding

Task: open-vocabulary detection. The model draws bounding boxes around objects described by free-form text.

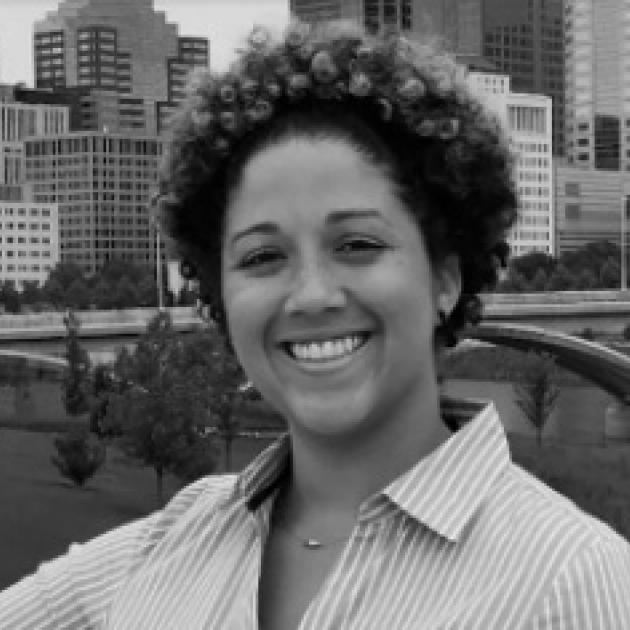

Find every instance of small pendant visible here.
[303,538,323,550]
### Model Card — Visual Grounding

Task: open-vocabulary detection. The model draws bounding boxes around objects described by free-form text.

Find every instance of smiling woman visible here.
[2,19,630,630]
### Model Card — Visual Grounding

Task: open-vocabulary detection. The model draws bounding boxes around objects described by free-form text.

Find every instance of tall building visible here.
[289,0,360,23]
[565,0,630,171]
[469,72,554,256]
[0,200,60,289]
[34,0,209,134]
[23,132,164,274]
[0,87,69,186]
[555,164,630,253]
[482,0,564,156]
[289,0,483,55]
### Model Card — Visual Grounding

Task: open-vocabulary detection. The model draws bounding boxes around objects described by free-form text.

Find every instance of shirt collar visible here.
[235,398,510,543]
[383,398,510,542]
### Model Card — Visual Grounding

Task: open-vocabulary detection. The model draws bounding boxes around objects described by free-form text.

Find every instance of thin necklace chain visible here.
[272,518,353,550]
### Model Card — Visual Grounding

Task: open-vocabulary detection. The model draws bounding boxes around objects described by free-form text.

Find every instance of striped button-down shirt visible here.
[2,400,629,629]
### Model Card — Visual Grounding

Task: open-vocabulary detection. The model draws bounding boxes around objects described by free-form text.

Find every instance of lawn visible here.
[1,424,628,591]
[0,429,182,589]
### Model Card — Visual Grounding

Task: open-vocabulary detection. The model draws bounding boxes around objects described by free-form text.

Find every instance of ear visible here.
[432,253,461,317]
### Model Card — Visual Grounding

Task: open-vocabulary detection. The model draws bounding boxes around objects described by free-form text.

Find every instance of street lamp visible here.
[622,195,627,291]
[149,192,164,311]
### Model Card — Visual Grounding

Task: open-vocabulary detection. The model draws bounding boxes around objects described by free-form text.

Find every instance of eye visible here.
[237,247,284,270]
[335,236,386,258]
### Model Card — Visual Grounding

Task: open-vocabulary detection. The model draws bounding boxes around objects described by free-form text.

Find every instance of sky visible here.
[0,0,289,86]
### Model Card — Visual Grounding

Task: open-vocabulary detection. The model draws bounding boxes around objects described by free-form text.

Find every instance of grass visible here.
[0,429,181,589]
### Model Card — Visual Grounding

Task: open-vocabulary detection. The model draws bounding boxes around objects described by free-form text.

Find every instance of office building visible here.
[555,164,630,254]
[0,86,69,185]
[0,201,60,289]
[469,72,554,256]
[482,0,564,156]
[23,132,164,274]
[289,0,483,55]
[34,0,209,133]
[565,0,630,170]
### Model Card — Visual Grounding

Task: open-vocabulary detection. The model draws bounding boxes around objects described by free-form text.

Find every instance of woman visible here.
[2,20,629,629]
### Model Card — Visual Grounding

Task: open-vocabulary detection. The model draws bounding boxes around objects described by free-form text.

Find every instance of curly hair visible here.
[159,20,517,347]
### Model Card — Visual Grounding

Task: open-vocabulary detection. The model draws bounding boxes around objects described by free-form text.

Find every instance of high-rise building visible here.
[555,163,630,254]
[482,0,564,156]
[34,0,209,134]
[289,0,360,23]
[0,86,69,186]
[289,0,483,55]
[565,0,630,171]
[0,200,60,289]
[23,132,164,274]
[469,72,554,256]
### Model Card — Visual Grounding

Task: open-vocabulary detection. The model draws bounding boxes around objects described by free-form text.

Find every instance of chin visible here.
[283,391,376,439]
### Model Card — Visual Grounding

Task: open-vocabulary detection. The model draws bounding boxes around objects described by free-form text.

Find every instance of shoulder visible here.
[143,473,239,546]
[489,464,630,626]
[506,463,626,547]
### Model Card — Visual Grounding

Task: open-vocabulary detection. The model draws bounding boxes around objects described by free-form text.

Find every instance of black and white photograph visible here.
[0,0,629,627]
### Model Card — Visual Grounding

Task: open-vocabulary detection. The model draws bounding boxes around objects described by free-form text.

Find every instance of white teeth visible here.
[288,334,366,361]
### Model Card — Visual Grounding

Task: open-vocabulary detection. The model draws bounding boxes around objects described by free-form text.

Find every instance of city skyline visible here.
[0,0,289,86]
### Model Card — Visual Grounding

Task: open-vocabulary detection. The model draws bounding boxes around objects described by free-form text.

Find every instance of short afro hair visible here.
[159,20,518,347]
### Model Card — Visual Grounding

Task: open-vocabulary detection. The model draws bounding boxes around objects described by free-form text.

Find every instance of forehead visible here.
[224,137,402,233]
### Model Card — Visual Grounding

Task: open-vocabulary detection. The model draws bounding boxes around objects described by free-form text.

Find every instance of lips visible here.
[283,332,371,362]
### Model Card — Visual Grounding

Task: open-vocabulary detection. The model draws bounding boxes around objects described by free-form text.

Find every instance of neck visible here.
[280,388,451,527]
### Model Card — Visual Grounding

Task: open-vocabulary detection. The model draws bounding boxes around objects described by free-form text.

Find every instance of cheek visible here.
[222,279,277,352]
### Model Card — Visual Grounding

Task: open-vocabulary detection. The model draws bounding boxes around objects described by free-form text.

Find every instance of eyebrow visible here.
[229,221,279,246]
[325,209,386,224]
[229,209,387,246]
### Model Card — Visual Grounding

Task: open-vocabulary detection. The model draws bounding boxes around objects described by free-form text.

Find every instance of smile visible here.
[283,333,370,362]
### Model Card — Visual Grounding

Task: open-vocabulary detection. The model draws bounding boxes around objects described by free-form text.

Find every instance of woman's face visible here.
[222,137,460,442]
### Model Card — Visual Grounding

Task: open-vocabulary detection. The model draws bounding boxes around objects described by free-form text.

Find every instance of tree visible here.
[42,277,65,308]
[0,281,21,313]
[514,351,559,445]
[63,310,91,416]
[137,276,157,307]
[498,270,529,293]
[101,313,245,501]
[90,278,115,309]
[600,258,621,289]
[20,280,43,306]
[575,268,598,290]
[65,278,91,310]
[112,276,140,309]
[511,251,556,283]
[51,430,105,487]
[45,262,85,292]
[530,268,548,292]
[546,264,574,291]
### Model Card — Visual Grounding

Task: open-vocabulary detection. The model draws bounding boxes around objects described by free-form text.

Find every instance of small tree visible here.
[65,278,91,310]
[63,310,91,416]
[101,312,244,501]
[0,280,21,313]
[51,429,105,487]
[514,351,560,445]
[530,268,548,292]
[546,264,574,291]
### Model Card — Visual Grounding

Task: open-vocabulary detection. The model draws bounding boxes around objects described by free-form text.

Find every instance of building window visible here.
[565,203,581,219]
[565,182,580,195]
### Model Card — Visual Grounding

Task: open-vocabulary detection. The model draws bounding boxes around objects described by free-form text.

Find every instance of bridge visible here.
[1,291,630,356]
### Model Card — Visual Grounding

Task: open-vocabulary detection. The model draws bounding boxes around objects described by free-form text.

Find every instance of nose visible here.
[284,258,346,316]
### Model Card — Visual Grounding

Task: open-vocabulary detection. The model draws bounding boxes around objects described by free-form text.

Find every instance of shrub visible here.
[51,430,106,487]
